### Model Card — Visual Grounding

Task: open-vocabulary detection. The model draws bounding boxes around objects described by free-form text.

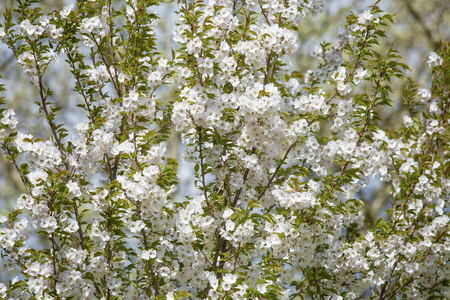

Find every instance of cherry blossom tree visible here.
[0,0,448,299]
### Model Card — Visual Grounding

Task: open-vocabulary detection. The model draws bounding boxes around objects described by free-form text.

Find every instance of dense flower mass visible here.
[0,0,449,299]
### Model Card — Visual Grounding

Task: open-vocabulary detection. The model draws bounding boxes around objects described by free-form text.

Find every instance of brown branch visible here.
[257,138,299,201]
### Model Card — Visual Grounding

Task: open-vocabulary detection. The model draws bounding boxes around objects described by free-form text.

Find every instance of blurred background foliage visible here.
[0,0,448,221]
